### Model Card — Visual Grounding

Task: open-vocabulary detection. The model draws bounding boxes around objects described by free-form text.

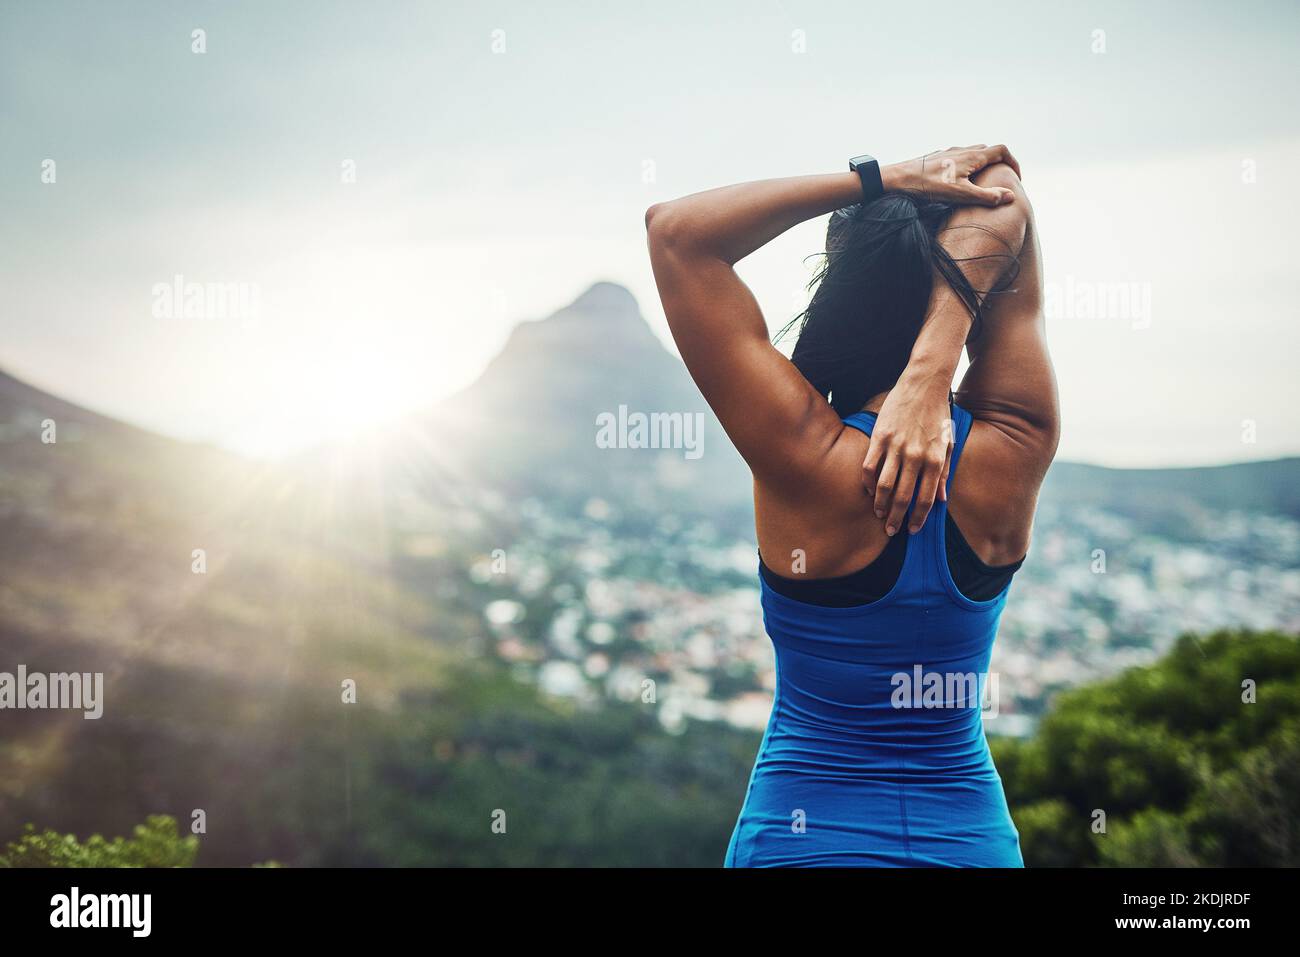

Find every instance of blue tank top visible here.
[724,402,1023,867]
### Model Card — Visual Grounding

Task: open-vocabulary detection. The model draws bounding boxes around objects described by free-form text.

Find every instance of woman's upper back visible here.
[753,398,1047,595]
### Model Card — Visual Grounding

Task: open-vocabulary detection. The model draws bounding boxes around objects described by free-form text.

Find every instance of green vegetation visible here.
[277,659,760,866]
[994,629,1300,866]
[1,815,197,868]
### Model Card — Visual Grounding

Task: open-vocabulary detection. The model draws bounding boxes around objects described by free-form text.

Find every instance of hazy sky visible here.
[2,0,1298,464]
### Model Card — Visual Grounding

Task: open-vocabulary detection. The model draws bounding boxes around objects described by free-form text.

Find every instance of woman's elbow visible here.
[974,162,1023,194]
[645,201,685,251]
[975,164,1031,223]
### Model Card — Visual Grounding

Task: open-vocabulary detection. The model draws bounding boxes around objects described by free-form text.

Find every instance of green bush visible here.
[0,814,198,868]
[1098,808,1199,867]
[1009,798,1093,868]
[1000,629,1300,867]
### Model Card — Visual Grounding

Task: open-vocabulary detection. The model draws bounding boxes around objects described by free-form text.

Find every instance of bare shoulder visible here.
[753,422,896,579]
[946,418,1054,567]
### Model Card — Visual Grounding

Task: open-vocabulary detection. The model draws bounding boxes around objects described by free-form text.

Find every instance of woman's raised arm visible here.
[950,164,1059,456]
[645,171,869,491]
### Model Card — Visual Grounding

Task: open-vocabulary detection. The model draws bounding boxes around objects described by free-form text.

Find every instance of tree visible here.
[994,629,1300,867]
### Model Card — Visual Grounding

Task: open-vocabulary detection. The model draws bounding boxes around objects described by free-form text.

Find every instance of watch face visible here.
[850,154,876,171]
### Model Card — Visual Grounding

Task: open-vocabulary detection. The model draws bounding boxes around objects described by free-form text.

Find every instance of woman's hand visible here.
[883,144,1022,207]
[861,366,955,538]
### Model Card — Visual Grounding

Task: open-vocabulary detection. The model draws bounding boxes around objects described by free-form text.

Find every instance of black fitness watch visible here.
[849,154,884,202]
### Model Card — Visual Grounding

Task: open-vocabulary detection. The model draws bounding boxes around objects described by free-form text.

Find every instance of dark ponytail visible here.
[776,191,1016,418]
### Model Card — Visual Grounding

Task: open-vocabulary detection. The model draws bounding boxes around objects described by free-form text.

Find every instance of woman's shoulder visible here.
[945,407,1052,568]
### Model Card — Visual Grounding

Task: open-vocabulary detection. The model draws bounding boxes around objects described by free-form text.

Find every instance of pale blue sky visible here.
[2,0,1298,463]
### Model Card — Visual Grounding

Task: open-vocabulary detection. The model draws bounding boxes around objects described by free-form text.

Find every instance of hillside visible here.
[0,367,466,863]
[1043,458,1300,529]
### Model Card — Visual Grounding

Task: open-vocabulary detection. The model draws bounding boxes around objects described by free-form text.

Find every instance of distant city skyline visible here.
[2,0,1298,466]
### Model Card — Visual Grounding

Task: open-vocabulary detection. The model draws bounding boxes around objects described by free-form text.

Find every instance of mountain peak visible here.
[560,281,641,321]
